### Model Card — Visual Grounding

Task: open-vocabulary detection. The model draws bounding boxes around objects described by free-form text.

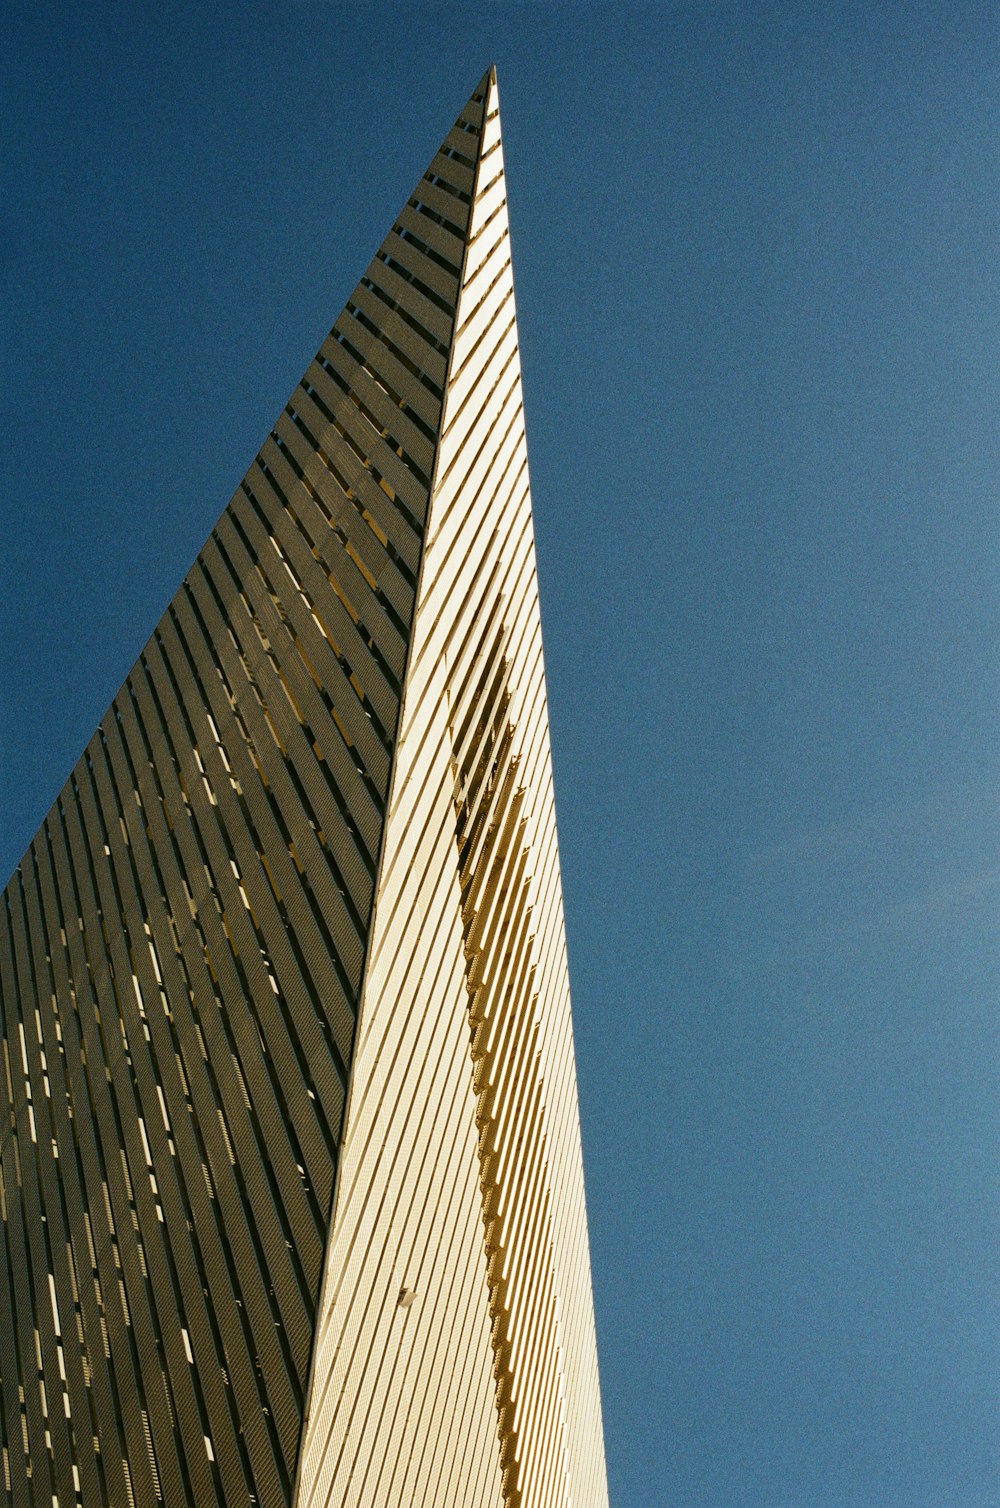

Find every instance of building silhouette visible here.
[0,68,608,1508]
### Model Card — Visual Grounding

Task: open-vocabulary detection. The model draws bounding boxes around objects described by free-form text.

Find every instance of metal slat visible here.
[248,446,410,693]
[140,635,344,1178]
[292,377,431,529]
[63,762,194,1504]
[362,256,454,349]
[111,674,299,1504]
[90,723,246,1505]
[0,894,57,1508]
[228,482,399,759]
[183,555,383,917]
[265,416,420,629]
[329,295,444,426]
[347,280,449,390]
[92,716,305,1466]
[149,615,349,1240]
[312,339,438,476]
[167,586,372,1024]
[44,793,163,1508]
[28,829,135,1508]
[423,149,475,199]
[213,508,391,808]
[6,873,99,1508]
[381,228,461,309]
[111,686,322,1464]
[407,176,473,236]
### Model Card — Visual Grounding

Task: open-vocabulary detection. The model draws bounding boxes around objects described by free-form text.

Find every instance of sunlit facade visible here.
[0,69,608,1508]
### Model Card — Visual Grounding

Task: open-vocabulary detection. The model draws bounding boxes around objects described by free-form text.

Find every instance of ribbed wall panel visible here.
[2,68,607,1508]
[295,71,608,1508]
[0,81,485,1508]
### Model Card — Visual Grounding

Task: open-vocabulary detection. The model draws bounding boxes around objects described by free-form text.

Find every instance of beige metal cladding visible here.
[0,82,481,1508]
[294,72,609,1508]
[0,69,608,1508]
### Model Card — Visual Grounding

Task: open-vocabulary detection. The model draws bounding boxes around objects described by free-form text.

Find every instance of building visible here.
[0,68,608,1508]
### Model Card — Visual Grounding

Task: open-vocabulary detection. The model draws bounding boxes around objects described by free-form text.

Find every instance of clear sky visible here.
[3,3,999,1505]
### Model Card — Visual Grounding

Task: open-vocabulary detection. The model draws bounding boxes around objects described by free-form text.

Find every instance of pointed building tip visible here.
[469,64,496,108]
[447,66,496,155]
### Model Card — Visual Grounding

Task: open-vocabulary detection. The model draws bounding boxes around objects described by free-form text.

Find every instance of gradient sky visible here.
[4,4,999,1505]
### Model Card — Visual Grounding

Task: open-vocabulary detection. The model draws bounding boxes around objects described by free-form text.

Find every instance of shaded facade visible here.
[0,69,608,1507]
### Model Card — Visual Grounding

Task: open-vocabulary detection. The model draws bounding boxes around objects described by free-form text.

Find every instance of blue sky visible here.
[3,3,999,1504]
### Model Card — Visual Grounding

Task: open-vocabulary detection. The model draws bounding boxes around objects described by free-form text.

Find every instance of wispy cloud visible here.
[734,776,1000,968]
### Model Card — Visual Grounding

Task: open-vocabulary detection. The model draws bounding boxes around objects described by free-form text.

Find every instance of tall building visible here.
[0,69,608,1508]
